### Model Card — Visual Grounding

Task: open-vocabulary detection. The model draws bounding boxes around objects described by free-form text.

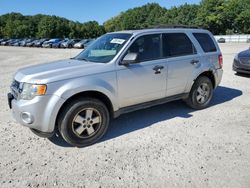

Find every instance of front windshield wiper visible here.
[70,57,89,62]
[77,58,89,62]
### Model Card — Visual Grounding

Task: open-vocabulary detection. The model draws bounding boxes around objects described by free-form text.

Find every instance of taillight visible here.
[218,54,223,68]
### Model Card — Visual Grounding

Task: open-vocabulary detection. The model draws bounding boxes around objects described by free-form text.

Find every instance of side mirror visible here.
[121,53,138,65]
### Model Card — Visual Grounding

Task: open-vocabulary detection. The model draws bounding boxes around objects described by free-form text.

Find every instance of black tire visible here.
[58,98,109,147]
[30,128,54,138]
[184,76,213,110]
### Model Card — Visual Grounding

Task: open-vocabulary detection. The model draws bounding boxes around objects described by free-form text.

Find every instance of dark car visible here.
[0,39,9,45]
[2,39,15,46]
[61,39,81,48]
[42,39,61,48]
[83,39,95,49]
[34,39,49,47]
[26,39,39,47]
[73,39,92,49]
[20,39,35,47]
[217,38,226,43]
[12,39,25,46]
[52,39,69,48]
[0,38,7,43]
[9,39,20,46]
[233,48,250,74]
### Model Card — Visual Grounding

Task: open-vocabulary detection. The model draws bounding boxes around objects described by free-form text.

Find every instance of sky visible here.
[0,0,201,24]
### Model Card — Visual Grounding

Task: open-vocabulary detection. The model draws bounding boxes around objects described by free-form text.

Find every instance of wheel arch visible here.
[194,70,216,88]
[56,90,115,128]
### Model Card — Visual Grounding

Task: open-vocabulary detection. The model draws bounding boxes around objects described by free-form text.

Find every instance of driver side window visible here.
[128,34,161,62]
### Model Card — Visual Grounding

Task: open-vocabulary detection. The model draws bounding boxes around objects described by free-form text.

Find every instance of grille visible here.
[11,80,20,99]
[239,57,250,65]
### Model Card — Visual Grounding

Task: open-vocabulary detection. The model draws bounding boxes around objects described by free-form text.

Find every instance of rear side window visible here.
[162,33,196,57]
[193,33,217,53]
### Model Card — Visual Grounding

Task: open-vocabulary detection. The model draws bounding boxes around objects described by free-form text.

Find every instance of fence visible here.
[214,35,250,43]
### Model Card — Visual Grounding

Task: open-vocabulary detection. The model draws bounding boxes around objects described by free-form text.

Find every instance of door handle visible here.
[153,65,164,74]
[190,60,199,65]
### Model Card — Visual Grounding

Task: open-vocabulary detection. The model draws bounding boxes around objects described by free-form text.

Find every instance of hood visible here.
[14,59,108,84]
[238,49,250,58]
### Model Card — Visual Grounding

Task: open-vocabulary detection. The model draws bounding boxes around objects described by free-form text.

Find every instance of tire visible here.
[58,98,110,147]
[30,128,54,138]
[185,76,213,110]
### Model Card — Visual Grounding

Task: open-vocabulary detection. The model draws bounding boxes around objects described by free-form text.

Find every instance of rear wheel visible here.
[58,98,109,147]
[185,76,213,109]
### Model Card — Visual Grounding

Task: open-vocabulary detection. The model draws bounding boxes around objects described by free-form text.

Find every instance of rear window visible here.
[162,33,196,57]
[193,33,217,53]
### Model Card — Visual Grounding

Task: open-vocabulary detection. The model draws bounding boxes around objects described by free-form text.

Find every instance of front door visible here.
[117,34,167,108]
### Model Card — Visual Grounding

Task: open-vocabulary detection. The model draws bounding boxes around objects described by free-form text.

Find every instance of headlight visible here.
[20,83,47,100]
[234,54,239,61]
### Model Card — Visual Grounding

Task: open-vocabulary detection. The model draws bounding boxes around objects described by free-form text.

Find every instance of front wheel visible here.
[58,98,109,147]
[184,76,213,110]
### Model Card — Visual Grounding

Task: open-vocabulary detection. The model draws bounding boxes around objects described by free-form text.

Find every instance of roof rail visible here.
[147,25,200,29]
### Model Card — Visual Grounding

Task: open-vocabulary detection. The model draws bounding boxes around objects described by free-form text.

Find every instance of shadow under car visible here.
[48,86,242,147]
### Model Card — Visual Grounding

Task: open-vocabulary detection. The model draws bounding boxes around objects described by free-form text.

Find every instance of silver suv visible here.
[8,28,223,147]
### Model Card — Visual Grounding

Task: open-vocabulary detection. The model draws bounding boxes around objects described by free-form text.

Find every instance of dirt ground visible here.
[0,43,250,188]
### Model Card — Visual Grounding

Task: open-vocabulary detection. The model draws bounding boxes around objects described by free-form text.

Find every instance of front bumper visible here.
[8,93,65,135]
[233,65,250,74]
[233,59,250,74]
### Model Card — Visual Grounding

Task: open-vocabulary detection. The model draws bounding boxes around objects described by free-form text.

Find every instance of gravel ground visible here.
[0,44,250,188]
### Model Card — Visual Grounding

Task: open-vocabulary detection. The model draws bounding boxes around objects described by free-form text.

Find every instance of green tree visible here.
[196,0,225,34]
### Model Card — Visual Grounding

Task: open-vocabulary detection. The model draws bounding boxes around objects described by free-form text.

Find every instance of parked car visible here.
[247,38,250,43]
[61,39,81,48]
[233,48,250,74]
[8,27,223,147]
[0,38,8,43]
[217,38,226,43]
[9,39,21,46]
[83,39,95,49]
[13,39,26,47]
[26,39,39,47]
[34,38,49,47]
[52,39,69,48]
[2,39,15,46]
[20,39,35,47]
[42,39,61,48]
[0,39,9,45]
[73,39,92,49]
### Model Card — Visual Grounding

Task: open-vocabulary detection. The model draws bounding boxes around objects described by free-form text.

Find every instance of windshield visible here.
[74,33,132,63]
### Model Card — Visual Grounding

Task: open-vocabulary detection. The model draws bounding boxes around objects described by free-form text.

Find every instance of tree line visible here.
[0,0,249,39]
[0,13,105,39]
[104,0,250,35]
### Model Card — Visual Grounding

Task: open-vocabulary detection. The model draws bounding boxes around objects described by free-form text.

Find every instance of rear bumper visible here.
[214,68,223,88]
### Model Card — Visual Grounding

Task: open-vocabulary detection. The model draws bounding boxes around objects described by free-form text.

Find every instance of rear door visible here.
[192,32,221,69]
[162,33,200,96]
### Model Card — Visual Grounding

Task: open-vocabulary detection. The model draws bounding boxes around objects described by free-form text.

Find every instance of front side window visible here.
[163,33,196,57]
[127,34,161,62]
[75,33,132,63]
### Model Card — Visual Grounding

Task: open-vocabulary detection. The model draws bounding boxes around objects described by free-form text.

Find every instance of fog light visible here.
[21,112,34,124]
